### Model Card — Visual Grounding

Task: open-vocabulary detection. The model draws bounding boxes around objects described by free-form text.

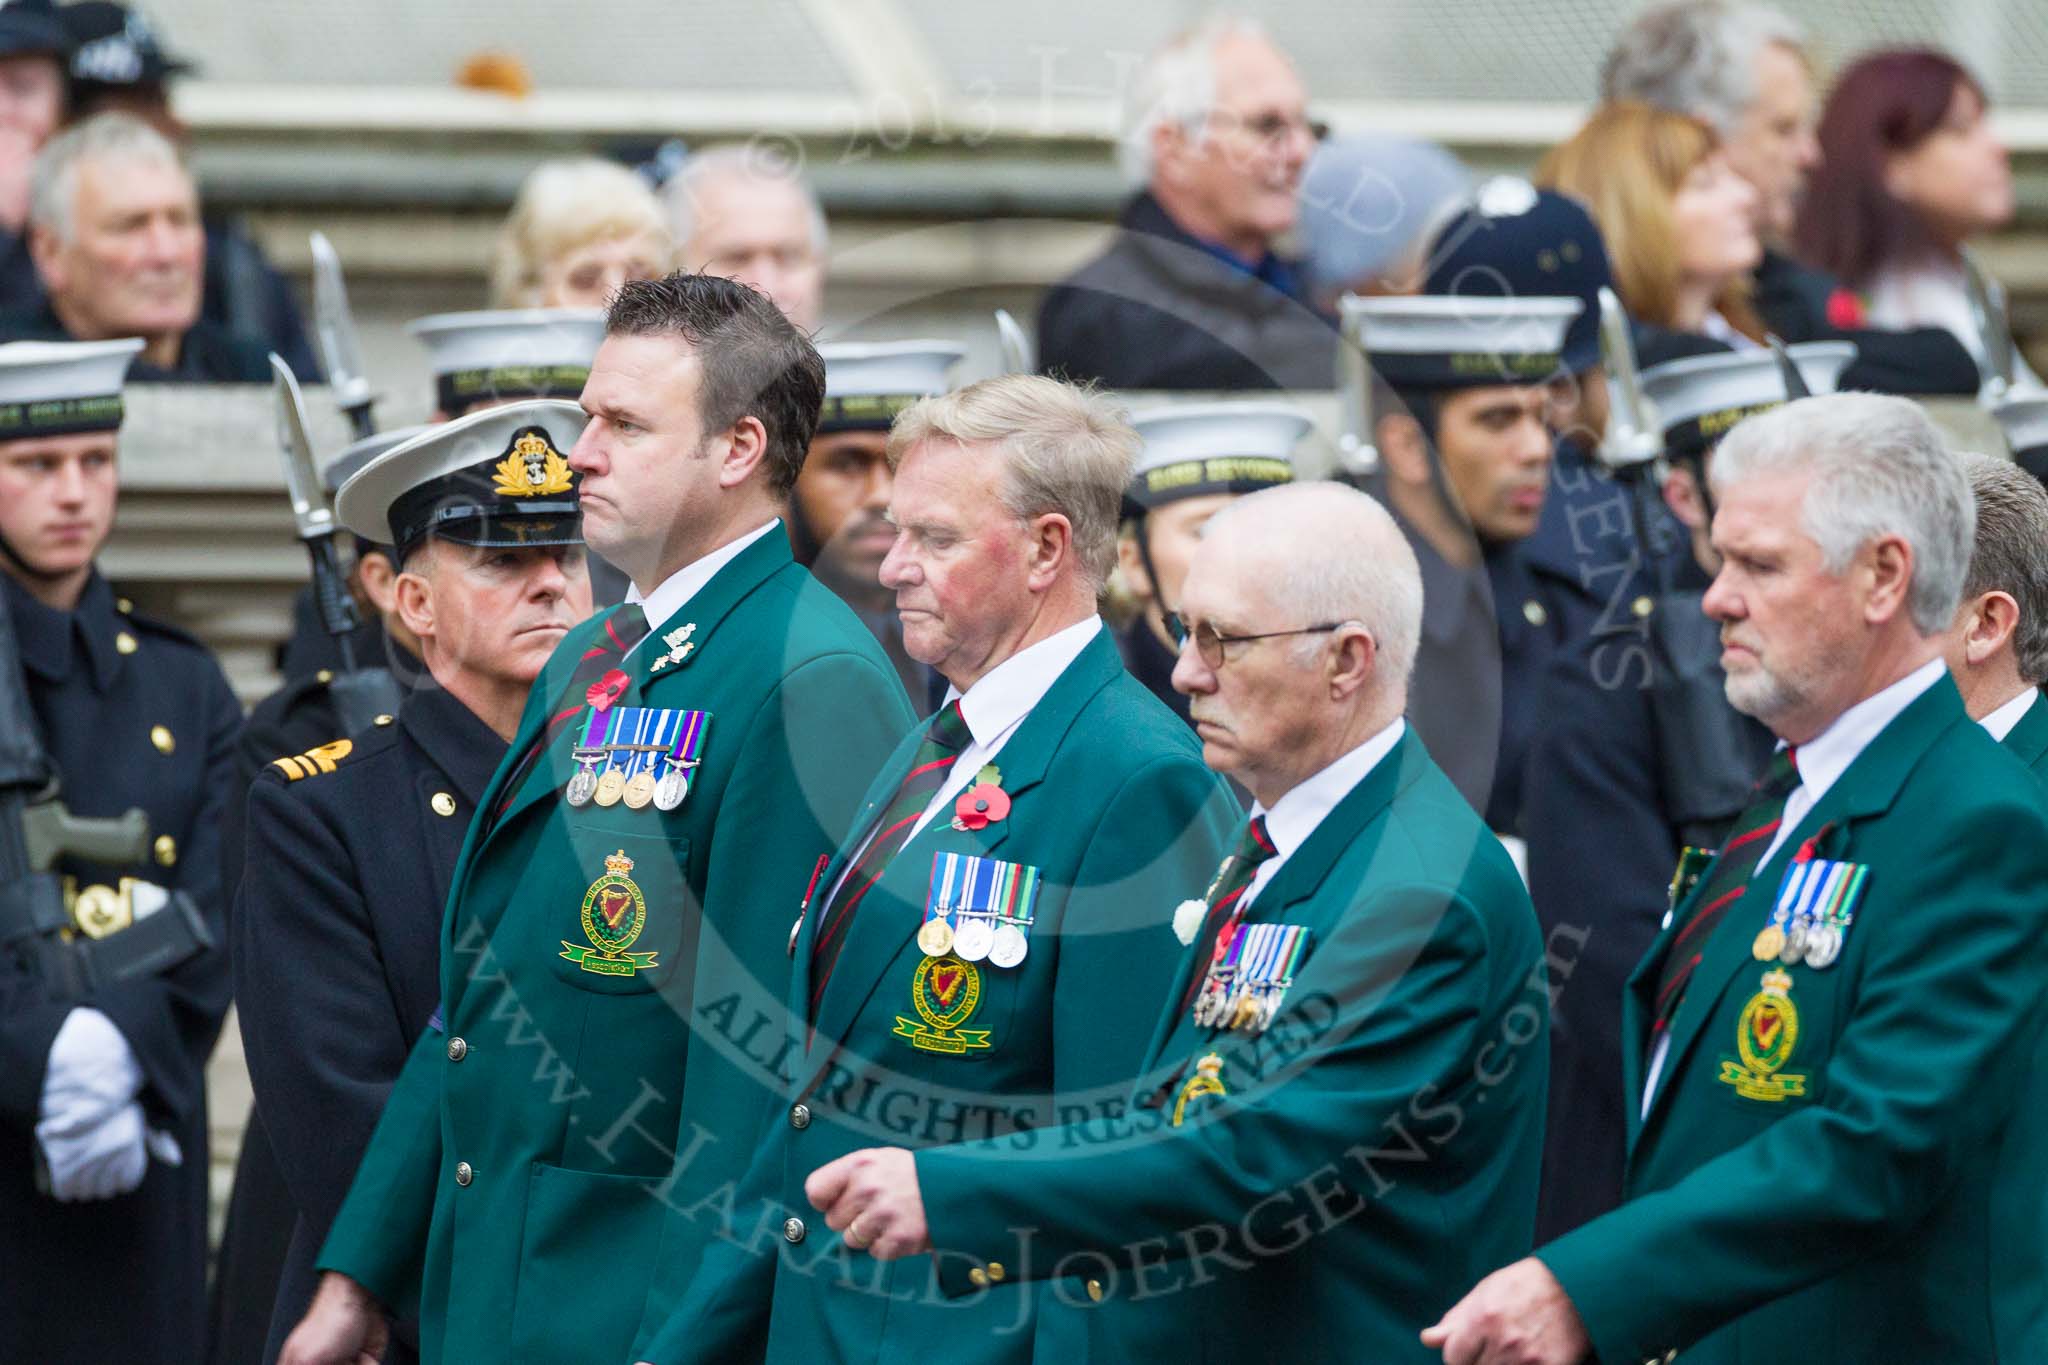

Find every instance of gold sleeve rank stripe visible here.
[270,739,355,781]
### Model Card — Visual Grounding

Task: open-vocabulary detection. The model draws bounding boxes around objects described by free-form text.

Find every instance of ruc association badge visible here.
[893,953,992,1054]
[561,849,659,976]
[1718,968,1807,1102]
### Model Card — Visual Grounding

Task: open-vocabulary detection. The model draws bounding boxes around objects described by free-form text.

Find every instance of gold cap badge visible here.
[492,429,574,498]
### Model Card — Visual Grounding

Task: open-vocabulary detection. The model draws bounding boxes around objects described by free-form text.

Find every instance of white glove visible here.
[36,1008,149,1201]
[39,1099,149,1201]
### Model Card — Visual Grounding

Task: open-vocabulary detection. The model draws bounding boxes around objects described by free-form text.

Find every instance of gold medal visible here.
[917,917,955,957]
[1752,924,1785,961]
[593,766,626,807]
[623,770,657,809]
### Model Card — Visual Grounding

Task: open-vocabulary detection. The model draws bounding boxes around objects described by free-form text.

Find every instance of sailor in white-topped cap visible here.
[791,340,963,703]
[1638,341,1858,589]
[405,307,621,604]
[238,399,592,1365]
[1341,291,1582,826]
[407,308,607,419]
[1993,393,2048,487]
[1116,400,1305,720]
[0,335,247,1361]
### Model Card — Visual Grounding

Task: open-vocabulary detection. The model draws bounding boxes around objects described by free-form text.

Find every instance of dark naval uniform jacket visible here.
[0,570,241,1364]
[1539,674,2048,1363]
[234,683,507,1362]
[315,532,913,1364]
[1521,576,1773,1243]
[210,643,420,1365]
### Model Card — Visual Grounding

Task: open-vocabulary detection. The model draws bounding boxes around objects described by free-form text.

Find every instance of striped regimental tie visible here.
[808,700,974,1017]
[1650,746,1802,1032]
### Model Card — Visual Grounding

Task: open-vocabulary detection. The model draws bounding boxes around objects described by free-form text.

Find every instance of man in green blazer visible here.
[278,275,913,1365]
[1428,395,2048,1364]
[1940,452,2048,765]
[1939,451,2048,1363]
[632,374,1241,1365]
[785,482,1549,1365]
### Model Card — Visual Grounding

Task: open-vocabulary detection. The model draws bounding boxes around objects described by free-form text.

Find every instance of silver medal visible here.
[1780,918,1809,965]
[654,761,689,812]
[988,921,1028,969]
[1803,923,1841,970]
[566,766,598,807]
[953,914,994,962]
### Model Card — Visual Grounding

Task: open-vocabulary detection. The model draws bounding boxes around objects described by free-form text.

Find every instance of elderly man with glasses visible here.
[785,481,1550,1365]
[1035,16,1334,391]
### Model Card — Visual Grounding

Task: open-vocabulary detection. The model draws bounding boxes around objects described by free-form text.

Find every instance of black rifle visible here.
[272,354,401,732]
[0,593,212,1003]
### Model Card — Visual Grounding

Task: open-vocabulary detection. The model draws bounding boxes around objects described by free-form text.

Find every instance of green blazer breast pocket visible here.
[547,815,694,997]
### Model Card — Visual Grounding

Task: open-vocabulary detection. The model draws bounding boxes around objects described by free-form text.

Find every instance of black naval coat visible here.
[233,682,505,1363]
[1521,571,1775,1243]
[0,570,241,1365]
[1389,504,1554,836]
[209,648,416,1365]
[1037,191,1336,391]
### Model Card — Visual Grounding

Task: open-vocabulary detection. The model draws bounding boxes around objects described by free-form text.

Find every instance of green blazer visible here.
[1540,674,2048,1364]
[636,627,1241,1365]
[897,726,1547,1365]
[316,532,913,1365]
[1992,689,2048,1364]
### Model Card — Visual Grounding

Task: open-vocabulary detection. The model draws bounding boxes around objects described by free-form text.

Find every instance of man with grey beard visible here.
[1431,394,2048,1365]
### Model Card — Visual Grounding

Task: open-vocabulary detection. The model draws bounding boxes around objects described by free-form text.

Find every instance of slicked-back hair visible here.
[1957,451,2048,687]
[605,272,826,496]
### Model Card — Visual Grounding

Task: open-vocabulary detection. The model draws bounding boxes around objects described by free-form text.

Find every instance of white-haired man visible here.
[667,143,827,333]
[1037,17,1333,391]
[634,374,1240,1365]
[1429,394,2048,1364]
[1602,1,1978,396]
[785,482,1549,1364]
[1,111,268,381]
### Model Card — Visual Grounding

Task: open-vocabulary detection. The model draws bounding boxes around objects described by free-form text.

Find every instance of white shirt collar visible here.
[1981,686,2040,743]
[623,519,781,644]
[1784,657,1948,802]
[943,616,1103,745]
[1252,718,1407,863]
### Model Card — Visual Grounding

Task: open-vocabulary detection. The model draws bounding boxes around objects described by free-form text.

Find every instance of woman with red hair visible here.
[1795,49,2024,377]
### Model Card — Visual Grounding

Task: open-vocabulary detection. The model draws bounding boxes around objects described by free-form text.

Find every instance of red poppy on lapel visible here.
[952,782,1011,831]
[587,669,630,712]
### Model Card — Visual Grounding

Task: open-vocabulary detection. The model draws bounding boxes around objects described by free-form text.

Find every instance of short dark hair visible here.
[604,273,826,496]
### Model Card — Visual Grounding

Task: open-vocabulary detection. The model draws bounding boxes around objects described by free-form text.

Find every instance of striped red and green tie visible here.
[1177,815,1280,1016]
[1651,746,1801,1032]
[808,700,974,1015]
